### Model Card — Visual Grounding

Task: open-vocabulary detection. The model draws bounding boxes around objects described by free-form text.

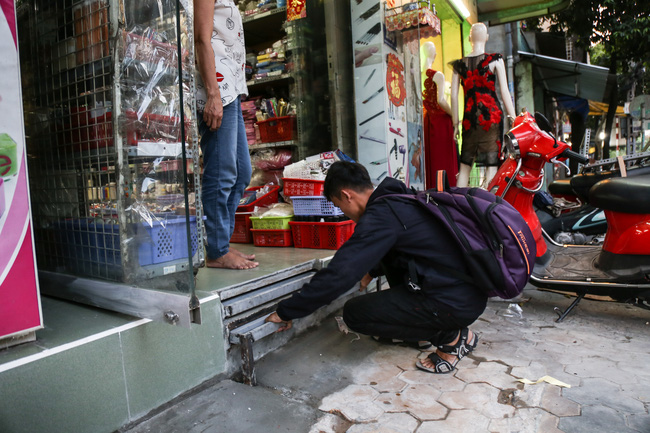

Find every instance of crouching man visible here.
[266,161,486,373]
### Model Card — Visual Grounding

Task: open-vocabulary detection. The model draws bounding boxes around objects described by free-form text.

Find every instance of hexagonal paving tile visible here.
[540,385,580,417]
[369,346,420,372]
[352,364,408,393]
[346,412,420,433]
[564,356,638,385]
[621,382,650,403]
[375,384,446,421]
[309,414,350,433]
[473,340,532,368]
[510,360,581,388]
[417,409,490,432]
[488,407,562,433]
[319,384,384,423]
[455,361,517,390]
[562,377,646,414]
[627,413,650,433]
[559,405,638,433]
[437,382,515,419]
[399,370,466,392]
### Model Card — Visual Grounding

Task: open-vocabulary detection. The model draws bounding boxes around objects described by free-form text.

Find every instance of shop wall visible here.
[0,297,228,433]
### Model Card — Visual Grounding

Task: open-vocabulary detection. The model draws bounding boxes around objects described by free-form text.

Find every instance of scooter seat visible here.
[548,179,574,196]
[589,175,650,214]
[571,171,617,202]
[572,165,650,202]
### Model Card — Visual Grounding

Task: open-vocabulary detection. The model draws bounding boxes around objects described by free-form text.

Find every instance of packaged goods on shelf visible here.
[242,98,260,145]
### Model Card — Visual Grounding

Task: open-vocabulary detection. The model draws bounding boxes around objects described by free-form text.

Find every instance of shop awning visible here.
[519,51,617,103]
[477,0,570,25]
[589,101,626,116]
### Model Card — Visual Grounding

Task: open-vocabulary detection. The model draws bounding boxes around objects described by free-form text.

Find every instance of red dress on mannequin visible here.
[423,69,458,188]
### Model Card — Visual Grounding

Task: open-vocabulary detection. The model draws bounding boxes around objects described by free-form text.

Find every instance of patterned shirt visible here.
[195,0,248,111]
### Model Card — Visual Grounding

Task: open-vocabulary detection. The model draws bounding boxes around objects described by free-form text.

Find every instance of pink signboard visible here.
[0,0,43,339]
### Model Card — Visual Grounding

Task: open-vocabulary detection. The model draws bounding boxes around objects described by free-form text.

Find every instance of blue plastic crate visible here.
[291,196,344,216]
[56,218,120,266]
[56,216,199,271]
[136,215,199,266]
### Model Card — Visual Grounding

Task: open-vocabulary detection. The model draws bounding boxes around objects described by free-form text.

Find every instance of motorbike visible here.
[538,153,650,245]
[488,111,650,321]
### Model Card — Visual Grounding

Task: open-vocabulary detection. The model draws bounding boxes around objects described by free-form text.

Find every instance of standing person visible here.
[194,0,258,269]
[266,162,485,374]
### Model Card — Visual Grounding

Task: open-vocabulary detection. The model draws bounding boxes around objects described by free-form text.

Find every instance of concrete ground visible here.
[121,287,650,433]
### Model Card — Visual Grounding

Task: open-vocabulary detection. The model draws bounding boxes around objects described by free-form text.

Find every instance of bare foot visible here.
[206,251,259,269]
[230,247,256,261]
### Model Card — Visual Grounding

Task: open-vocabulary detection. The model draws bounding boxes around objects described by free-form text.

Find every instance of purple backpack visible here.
[383,184,536,299]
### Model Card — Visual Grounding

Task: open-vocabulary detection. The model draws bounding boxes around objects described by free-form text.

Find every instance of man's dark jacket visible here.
[276,178,487,321]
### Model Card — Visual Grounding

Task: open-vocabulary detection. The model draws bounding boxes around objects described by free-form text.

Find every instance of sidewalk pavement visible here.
[121,288,650,433]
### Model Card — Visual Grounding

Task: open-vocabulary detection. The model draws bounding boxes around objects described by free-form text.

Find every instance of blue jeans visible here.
[199,96,252,259]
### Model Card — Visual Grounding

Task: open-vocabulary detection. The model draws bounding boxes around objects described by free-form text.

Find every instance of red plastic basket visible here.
[237,185,280,212]
[257,116,296,143]
[230,212,253,243]
[283,178,325,196]
[289,220,355,250]
[250,229,294,247]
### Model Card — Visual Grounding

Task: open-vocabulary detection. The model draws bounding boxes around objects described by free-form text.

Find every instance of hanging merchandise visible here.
[287,0,307,21]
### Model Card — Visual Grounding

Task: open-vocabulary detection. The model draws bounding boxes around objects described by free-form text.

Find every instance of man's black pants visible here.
[342,285,475,346]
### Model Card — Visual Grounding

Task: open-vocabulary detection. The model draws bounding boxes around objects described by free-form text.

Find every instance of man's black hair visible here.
[323,161,374,201]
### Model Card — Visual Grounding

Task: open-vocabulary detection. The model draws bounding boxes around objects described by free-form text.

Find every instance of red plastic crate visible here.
[257,116,296,143]
[237,185,280,212]
[250,229,294,247]
[283,178,325,196]
[289,220,355,250]
[230,212,253,243]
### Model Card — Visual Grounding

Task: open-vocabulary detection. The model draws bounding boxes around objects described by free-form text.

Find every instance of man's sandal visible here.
[372,336,433,350]
[416,353,458,374]
[438,328,478,359]
[415,328,478,374]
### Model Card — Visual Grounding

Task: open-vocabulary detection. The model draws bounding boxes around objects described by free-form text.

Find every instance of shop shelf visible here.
[282,178,325,196]
[289,220,355,250]
[250,215,294,230]
[250,228,293,247]
[291,196,343,216]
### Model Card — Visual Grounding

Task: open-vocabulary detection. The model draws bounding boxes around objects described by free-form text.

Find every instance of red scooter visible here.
[488,112,650,321]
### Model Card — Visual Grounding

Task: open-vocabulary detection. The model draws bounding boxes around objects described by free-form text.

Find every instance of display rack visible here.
[21,0,202,292]
[242,1,331,161]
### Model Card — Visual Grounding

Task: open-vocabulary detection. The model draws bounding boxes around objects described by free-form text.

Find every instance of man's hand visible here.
[360,273,373,291]
[203,94,223,131]
[265,312,292,332]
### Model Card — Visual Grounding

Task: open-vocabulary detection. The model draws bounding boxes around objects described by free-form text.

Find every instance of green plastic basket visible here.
[250,215,294,230]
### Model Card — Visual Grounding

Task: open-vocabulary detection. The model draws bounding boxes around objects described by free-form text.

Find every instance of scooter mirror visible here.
[535,112,553,134]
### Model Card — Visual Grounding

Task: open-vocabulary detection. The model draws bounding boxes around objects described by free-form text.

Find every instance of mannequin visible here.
[450,23,515,188]
[421,41,458,188]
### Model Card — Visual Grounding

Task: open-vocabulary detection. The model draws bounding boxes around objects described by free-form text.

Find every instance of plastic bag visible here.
[252,203,294,217]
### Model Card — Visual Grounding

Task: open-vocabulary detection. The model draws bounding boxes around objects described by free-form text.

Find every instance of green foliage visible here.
[528,0,650,74]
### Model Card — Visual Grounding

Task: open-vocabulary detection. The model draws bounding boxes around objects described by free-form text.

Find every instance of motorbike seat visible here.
[548,179,574,196]
[589,175,650,214]
[571,165,650,202]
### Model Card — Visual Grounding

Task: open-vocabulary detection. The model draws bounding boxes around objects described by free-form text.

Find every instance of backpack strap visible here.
[433,170,449,192]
